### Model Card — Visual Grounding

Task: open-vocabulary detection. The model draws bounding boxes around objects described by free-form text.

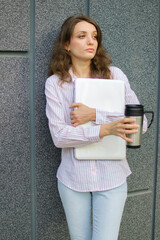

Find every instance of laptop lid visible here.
[74,78,126,160]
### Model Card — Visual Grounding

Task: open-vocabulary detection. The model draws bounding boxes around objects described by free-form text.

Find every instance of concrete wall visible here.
[0,0,159,239]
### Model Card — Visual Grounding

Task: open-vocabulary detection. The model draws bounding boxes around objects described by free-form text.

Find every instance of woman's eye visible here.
[79,35,85,38]
[93,35,97,39]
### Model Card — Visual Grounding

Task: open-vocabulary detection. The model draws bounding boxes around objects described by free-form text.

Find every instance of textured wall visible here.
[0,0,31,239]
[0,0,30,50]
[155,126,160,240]
[0,0,159,240]
[0,57,31,239]
[35,1,87,239]
[89,1,159,239]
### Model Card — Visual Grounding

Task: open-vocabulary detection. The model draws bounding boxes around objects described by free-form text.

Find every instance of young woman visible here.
[45,15,147,240]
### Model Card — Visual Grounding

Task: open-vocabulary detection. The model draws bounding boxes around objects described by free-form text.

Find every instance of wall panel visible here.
[0,0,30,51]
[90,0,158,191]
[90,0,159,239]
[0,0,159,239]
[0,57,31,239]
[35,1,87,239]
[155,97,160,240]
[120,193,152,240]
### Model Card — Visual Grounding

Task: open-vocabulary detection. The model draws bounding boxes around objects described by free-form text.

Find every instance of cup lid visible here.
[125,104,144,116]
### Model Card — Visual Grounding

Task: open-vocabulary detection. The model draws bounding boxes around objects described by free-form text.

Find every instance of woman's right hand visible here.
[99,118,139,143]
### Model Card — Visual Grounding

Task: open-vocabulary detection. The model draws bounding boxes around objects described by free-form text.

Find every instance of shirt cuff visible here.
[95,109,124,124]
[84,125,101,142]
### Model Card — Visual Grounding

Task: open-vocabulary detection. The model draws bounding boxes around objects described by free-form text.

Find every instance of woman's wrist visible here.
[89,108,96,121]
[99,118,139,142]
[99,124,110,138]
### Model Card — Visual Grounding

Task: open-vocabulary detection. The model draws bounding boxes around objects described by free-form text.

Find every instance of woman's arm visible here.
[45,78,138,149]
[69,103,96,127]
[70,68,148,133]
[45,79,101,148]
[99,118,138,142]
[70,103,124,126]
[69,103,138,142]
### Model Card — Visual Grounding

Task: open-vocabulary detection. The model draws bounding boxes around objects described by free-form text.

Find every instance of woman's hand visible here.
[100,118,139,143]
[69,103,96,127]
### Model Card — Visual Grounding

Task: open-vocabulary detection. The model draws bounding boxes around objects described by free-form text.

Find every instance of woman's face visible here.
[66,21,98,63]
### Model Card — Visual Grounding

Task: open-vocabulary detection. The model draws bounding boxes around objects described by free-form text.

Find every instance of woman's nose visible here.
[87,35,94,44]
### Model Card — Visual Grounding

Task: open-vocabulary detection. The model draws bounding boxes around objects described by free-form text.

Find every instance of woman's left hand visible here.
[69,103,96,127]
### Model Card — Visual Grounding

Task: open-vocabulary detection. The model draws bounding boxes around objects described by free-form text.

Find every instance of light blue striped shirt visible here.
[45,66,147,192]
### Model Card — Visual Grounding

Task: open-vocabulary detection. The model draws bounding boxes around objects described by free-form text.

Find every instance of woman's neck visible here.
[71,59,91,78]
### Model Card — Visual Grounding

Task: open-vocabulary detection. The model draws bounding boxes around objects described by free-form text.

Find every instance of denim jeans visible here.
[58,180,127,240]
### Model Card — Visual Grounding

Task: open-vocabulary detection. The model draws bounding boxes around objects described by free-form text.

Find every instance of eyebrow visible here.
[75,30,97,34]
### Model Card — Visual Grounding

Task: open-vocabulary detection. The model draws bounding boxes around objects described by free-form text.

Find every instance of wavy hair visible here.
[49,15,112,82]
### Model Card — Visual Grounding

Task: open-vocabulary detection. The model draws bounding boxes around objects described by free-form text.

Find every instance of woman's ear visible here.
[64,42,70,51]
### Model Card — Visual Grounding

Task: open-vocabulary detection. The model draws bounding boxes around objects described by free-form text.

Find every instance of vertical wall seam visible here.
[151,3,160,239]
[86,0,90,16]
[30,0,36,239]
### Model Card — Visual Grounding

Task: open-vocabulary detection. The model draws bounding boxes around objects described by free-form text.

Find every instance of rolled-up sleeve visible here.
[95,109,124,124]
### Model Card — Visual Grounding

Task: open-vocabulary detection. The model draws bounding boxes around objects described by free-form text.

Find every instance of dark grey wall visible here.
[0,0,159,239]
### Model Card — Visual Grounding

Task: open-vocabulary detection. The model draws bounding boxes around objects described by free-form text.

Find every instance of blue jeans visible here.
[58,180,127,240]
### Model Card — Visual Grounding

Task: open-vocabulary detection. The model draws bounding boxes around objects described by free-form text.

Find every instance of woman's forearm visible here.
[99,118,139,142]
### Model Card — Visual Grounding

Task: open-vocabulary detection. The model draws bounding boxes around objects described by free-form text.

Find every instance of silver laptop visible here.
[74,78,126,160]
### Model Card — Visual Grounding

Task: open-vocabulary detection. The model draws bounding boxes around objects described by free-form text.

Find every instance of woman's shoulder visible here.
[109,66,127,79]
[109,66,130,88]
[45,74,60,86]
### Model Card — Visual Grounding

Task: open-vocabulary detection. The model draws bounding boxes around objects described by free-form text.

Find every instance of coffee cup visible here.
[125,104,154,148]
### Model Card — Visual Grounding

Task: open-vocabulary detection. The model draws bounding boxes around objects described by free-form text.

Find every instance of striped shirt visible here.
[45,66,147,192]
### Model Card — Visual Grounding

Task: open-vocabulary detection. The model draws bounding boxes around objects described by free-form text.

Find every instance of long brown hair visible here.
[49,15,112,82]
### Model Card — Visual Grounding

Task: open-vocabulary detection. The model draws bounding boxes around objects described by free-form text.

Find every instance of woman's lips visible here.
[86,48,95,53]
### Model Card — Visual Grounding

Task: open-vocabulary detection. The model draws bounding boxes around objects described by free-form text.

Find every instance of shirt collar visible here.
[69,67,77,82]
